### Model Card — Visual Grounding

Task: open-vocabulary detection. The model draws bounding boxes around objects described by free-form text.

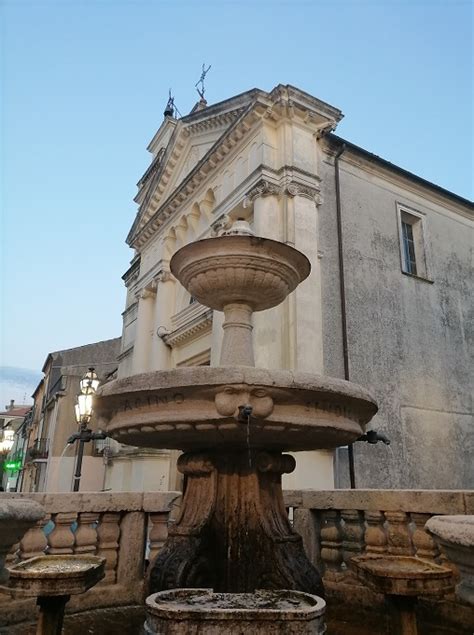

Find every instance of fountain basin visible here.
[95,367,377,451]
[170,235,311,312]
[426,515,474,606]
[0,498,45,585]
[145,588,326,634]
[5,555,105,596]
[350,554,453,597]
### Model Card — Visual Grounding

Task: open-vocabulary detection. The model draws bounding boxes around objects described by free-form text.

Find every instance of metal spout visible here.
[357,429,391,445]
[237,404,253,422]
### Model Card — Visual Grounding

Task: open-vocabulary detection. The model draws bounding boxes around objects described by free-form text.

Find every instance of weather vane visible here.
[195,63,211,100]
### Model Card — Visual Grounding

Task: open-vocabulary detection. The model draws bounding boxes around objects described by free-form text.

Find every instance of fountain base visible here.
[148,450,324,597]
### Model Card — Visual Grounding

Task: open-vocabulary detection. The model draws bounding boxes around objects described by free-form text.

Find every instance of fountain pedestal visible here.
[149,450,323,596]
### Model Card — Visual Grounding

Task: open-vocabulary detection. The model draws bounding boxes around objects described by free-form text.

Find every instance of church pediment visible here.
[129,99,251,246]
[127,85,343,249]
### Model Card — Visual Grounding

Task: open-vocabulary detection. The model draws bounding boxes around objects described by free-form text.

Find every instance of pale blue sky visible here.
[1,0,472,371]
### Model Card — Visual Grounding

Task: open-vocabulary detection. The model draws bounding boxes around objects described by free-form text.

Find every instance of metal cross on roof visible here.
[195,63,211,100]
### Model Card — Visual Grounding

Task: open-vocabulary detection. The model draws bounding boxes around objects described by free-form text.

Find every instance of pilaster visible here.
[151,269,176,371]
[132,282,157,374]
[245,180,286,369]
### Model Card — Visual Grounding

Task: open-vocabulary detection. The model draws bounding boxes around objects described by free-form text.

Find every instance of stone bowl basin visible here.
[94,367,377,452]
[170,235,311,312]
[145,588,326,634]
[5,555,105,597]
[350,554,453,597]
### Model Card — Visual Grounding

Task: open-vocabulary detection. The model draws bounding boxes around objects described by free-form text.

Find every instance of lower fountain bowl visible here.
[144,588,326,634]
[95,367,377,452]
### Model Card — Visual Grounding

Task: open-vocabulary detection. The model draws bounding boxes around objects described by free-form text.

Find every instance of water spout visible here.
[357,430,391,445]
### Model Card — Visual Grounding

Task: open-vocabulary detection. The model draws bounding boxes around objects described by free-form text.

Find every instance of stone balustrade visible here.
[0,491,180,627]
[1,489,473,632]
[284,489,474,633]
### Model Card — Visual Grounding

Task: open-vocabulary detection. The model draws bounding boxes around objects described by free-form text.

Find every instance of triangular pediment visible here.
[128,85,344,248]
[128,95,254,246]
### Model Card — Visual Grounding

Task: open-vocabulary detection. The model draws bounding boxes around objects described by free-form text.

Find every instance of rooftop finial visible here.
[164,89,175,118]
[195,63,211,102]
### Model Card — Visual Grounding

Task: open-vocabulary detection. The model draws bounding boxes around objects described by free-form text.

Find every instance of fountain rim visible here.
[170,234,311,280]
[6,555,106,580]
[145,588,326,620]
[96,367,377,419]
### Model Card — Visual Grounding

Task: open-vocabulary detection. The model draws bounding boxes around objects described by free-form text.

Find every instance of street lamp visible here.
[69,368,107,492]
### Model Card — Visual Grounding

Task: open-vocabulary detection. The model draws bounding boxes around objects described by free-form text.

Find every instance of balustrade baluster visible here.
[341,509,365,568]
[19,514,50,560]
[364,511,387,554]
[319,510,343,579]
[75,512,99,555]
[410,513,440,561]
[148,512,169,564]
[48,512,76,555]
[97,512,121,584]
[385,511,413,555]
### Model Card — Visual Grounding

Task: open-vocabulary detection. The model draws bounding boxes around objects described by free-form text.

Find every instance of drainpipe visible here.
[334,142,356,488]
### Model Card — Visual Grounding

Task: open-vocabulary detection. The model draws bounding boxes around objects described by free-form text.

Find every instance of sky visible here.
[1,0,472,372]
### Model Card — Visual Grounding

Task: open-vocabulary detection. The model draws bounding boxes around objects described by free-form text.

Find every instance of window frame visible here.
[396,203,433,282]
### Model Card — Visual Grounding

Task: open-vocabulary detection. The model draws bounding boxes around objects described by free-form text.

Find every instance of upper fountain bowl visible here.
[170,235,311,312]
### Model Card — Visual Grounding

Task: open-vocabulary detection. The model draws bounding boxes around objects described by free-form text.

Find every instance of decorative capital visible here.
[284,182,322,204]
[135,280,157,300]
[154,270,173,284]
[243,179,281,208]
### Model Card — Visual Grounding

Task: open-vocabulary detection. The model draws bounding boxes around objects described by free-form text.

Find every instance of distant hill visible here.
[0,367,42,408]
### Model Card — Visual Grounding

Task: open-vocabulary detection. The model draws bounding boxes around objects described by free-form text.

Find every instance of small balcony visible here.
[26,438,49,461]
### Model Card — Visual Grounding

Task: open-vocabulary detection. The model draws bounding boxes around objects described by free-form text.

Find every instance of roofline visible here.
[180,88,263,124]
[328,134,473,209]
[41,337,122,373]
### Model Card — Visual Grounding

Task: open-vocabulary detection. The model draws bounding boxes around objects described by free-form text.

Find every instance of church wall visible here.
[318,151,473,489]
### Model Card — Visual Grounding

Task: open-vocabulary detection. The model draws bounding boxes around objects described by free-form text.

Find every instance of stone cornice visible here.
[243,172,322,208]
[117,345,134,362]
[122,255,141,287]
[164,307,213,348]
[131,260,173,297]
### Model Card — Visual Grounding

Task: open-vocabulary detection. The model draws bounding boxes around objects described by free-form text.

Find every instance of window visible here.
[401,219,417,275]
[397,205,431,281]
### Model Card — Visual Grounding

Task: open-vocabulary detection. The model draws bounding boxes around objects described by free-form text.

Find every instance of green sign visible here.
[4,460,21,472]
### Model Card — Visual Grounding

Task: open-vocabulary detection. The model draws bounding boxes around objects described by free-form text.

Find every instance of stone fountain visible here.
[95,221,378,631]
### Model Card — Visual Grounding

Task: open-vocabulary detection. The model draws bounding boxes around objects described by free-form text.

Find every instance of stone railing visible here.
[284,489,474,633]
[0,491,180,626]
[1,489,473,631]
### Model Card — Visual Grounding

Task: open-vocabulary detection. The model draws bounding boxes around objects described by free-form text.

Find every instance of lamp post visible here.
[69,368,106,492]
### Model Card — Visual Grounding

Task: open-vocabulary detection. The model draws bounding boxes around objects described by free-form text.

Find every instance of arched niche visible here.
[200,188,216,220]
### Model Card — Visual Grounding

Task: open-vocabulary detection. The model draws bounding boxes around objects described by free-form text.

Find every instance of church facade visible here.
[106,84,473,491]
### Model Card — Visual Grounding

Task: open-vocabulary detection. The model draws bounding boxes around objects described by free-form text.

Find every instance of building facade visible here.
[0,402,32,491]
[19,338,121,493]
[113,85,473,490]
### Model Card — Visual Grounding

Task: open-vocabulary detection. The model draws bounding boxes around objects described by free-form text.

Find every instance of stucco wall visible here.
[319,152,473,489]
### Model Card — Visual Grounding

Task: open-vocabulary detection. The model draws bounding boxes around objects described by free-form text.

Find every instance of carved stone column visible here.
[149,450,324,597]
[132,283,157,374]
